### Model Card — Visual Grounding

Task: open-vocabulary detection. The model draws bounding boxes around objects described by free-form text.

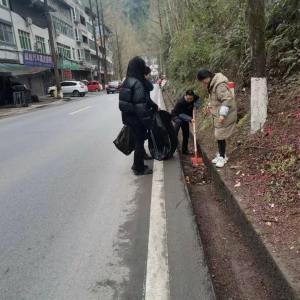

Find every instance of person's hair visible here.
[197,69,214,81]
[126,56,146,86]
[185,90,195,96]
[145,66,151,76]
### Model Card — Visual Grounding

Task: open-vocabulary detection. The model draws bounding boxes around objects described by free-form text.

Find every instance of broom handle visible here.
[193,109,197,158]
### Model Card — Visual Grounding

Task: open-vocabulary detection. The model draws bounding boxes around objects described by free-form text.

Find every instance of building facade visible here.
[0,0,113,103]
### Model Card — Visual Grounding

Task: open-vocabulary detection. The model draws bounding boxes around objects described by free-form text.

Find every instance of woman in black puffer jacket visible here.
[119,57,153,176]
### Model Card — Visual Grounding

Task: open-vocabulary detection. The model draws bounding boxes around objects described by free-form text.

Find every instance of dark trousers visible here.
[174,119,189,152]
[217,140,226,157]
[126,119,145,171]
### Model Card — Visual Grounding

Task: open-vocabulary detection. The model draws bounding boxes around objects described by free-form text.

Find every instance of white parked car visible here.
[48,81,88,97]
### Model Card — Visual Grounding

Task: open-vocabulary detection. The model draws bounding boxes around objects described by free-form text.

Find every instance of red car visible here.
[87,81,102,92]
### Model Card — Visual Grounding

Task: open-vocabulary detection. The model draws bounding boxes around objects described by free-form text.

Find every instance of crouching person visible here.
[171,90,200,155]
[197,69,237,168]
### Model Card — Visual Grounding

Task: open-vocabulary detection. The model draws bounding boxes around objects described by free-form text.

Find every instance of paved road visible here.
[0,86,215,300]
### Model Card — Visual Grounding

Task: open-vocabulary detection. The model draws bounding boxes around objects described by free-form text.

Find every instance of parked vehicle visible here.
[105,81,121,94]
[47,81,88,97]
[87,81,102,92]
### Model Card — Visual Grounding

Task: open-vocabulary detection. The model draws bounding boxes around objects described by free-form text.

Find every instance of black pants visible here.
[126,119,145,171]
[217,140,226,158]
[174,118,189,152]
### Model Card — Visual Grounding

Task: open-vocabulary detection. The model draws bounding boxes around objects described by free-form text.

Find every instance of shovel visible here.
[191,109,204,166]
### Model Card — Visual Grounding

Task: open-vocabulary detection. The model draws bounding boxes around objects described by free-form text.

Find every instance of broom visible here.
[191,109,204,166]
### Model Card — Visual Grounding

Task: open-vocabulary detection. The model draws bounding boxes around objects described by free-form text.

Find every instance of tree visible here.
[248,0,268,133]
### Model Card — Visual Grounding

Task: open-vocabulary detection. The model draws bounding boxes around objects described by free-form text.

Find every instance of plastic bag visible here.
[148,111,178,160]
[113,125,135,156]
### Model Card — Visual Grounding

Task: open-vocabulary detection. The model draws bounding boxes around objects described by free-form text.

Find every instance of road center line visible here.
[145,89,170,300]
[69,106,92,115]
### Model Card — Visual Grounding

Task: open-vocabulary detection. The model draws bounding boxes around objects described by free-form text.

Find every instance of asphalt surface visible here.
[0,86,215,300]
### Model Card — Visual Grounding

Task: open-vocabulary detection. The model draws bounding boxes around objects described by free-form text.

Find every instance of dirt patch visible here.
[195,82,300,292]
[164,94,277,299]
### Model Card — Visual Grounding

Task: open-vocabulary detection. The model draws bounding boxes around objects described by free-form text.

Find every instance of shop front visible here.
[22,50,54,96]
[58,58,91,82]
[0,62,51,105]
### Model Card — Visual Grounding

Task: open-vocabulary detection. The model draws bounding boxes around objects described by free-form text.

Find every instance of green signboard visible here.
[58,58,79,70]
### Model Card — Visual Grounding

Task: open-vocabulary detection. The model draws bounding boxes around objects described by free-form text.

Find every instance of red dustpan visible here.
[191,110,204,166]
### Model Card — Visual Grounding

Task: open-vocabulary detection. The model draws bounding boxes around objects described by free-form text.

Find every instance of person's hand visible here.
[157,106,161,111]
[193,107,197,111]
[219,116,225,123]
[206,106,211,113]
[190,119,195,123]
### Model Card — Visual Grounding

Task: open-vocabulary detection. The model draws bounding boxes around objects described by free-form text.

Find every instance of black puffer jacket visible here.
[119,77,153,129]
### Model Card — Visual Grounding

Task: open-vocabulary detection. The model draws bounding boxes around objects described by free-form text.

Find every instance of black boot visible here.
[182,150,194,155]
[134,166,153,176]
[131,165,149,171]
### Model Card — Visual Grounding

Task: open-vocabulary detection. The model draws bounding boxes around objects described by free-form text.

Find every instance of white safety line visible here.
[145,88,170,300]
[145,161,170,300]
[69,106,92,115]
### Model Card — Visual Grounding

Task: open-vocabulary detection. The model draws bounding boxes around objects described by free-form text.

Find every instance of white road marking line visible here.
[145,161,170,300]
[145,87,170,300]
[69,106,92,115]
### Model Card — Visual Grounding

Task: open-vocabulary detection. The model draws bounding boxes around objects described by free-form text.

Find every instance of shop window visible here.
[18,29,32,50]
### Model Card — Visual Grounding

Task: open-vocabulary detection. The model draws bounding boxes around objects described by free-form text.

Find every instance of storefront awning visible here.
[0,63,49,77]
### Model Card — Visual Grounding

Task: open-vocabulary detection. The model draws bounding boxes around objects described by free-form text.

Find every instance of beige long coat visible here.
[209,73,237,140]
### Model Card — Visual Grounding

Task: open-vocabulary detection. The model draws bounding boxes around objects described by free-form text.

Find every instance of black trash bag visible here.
[113,125,135,156]
[148,111,178,160]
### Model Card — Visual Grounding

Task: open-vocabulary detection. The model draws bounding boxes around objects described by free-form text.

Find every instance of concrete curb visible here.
[162,89,298,299]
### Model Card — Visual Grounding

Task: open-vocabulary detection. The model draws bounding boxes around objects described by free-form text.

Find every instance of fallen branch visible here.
[261,219,279,223]
[245,146,266,150]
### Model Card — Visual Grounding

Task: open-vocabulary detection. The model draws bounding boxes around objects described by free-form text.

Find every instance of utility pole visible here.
[248,0,268,133]
[99,0,108,83]
[115,33,122,79]
[112,9,122,79]
[96,0,105,85]
[44,0,62,98]
[89,0,102,84]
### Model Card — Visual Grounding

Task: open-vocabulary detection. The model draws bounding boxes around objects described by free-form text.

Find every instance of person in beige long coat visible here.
[197,69,237,168]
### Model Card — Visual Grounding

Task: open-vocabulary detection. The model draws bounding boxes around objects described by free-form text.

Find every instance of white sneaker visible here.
[216,156,226,168]
[212,154,228,164]
[212,154,220,164]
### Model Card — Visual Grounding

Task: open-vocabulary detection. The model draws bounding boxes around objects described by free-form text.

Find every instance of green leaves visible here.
[122,0,150,26]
